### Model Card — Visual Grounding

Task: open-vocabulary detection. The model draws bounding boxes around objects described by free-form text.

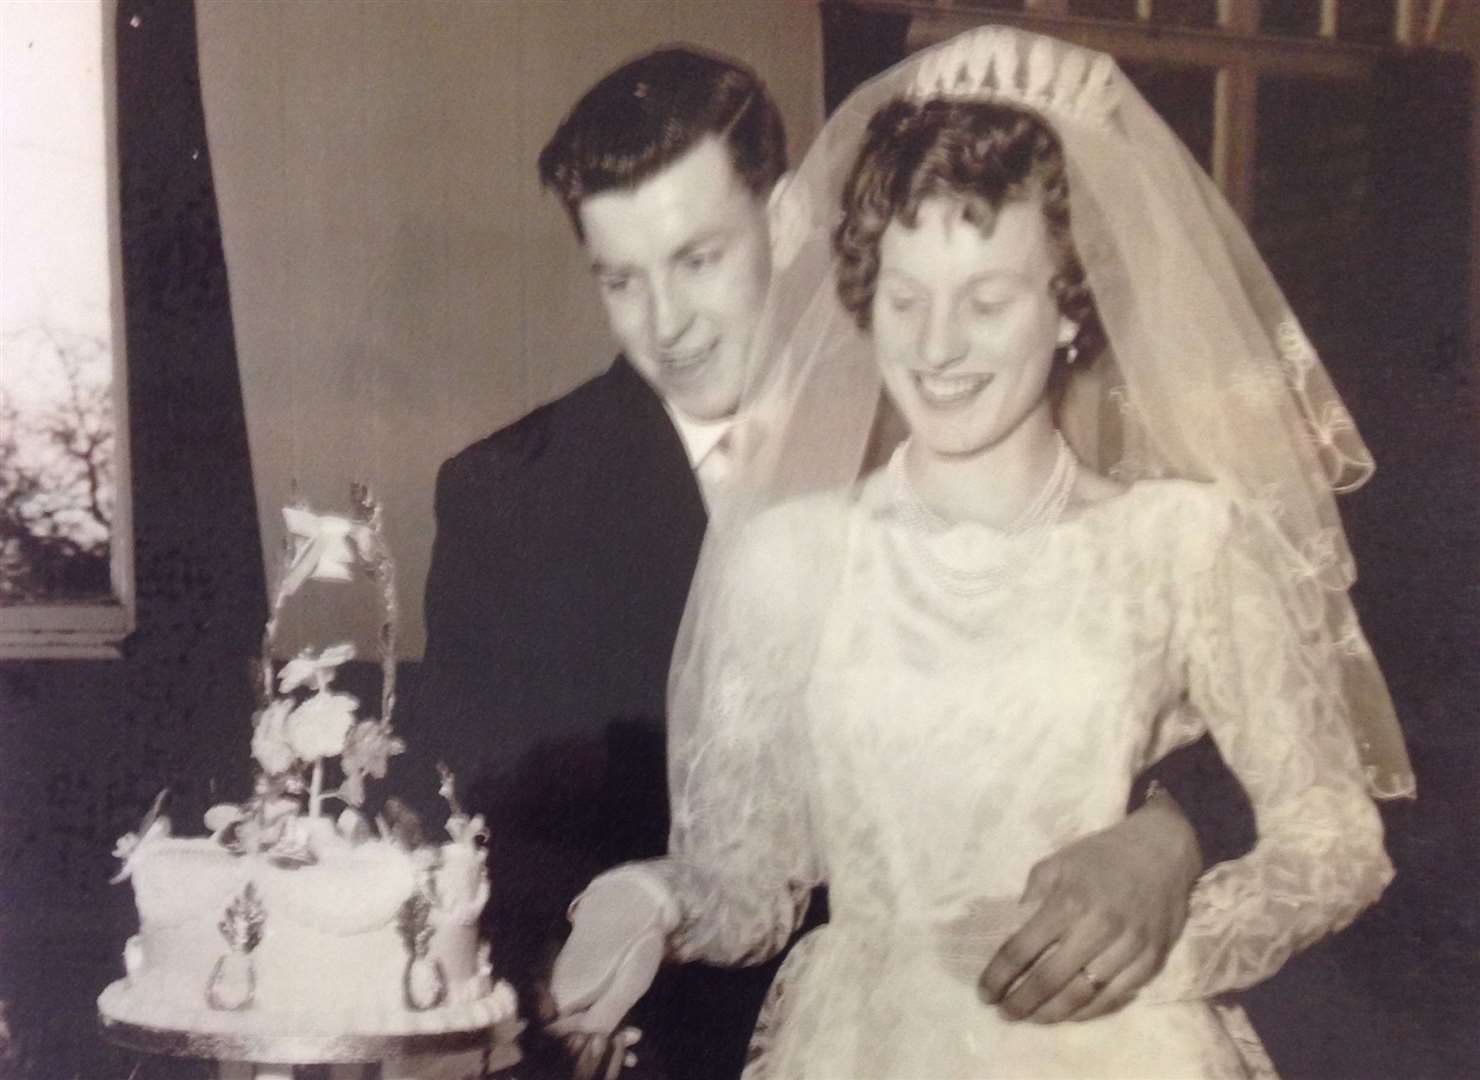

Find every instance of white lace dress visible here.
[646,468,1392,1079]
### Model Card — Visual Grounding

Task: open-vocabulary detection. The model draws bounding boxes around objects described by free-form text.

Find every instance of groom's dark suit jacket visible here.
[415,355,1253,1080]
[417,356,772,1079]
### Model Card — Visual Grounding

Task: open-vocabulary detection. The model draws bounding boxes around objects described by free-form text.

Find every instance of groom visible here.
[417,46,1251,1080]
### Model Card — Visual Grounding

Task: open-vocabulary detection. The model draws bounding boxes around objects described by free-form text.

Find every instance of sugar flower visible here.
[287,690,358,763]
[204,804,245,836]
[278,643,356,694]
[110,791,170,883]
[251,698,296,776]
[340,719,405,806]
[445,812,489,847]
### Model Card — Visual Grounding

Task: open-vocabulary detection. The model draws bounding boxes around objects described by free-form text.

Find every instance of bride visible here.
[547,26,1414,1079]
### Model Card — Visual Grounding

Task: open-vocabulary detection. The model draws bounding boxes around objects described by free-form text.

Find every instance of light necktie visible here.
[696,429,734,514]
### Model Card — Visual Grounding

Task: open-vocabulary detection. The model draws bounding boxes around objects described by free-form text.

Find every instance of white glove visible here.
[547,869,676,1038]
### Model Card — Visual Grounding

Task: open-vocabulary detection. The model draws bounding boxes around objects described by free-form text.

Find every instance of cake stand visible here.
[98,1003,524,1079]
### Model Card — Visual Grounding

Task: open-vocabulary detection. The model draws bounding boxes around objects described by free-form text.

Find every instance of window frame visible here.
[836,0,1432,219]
[0,0,134,661]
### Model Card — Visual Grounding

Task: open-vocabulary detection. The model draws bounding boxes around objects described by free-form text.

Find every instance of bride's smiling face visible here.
[871,194,1065,458]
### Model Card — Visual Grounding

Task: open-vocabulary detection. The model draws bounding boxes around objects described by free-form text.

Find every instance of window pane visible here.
[0,1,118,606]
[1069,0,1140,19]
[1337,0,1396,43]
[1261,1,1323,37]
[1253,74,1377,340]
[1121,62,1218,171]
[1149,0,1219,28]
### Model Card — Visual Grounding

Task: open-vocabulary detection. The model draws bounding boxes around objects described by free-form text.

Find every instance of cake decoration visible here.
[205,883,265,1011]
[214,485,406,863]
[398,880,449,1012]
[98,488,520,1058]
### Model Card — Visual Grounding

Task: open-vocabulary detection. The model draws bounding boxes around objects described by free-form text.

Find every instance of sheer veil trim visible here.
[667,25,1414,829]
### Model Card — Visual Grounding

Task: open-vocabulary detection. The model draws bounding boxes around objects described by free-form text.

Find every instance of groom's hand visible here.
[978,795,1201,1023]
[555,1026,644,1080]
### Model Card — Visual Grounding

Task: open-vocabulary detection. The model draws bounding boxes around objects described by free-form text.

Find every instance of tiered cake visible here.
[97,491,519,1054]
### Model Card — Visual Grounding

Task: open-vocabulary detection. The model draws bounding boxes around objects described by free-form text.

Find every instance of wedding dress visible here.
[556,24,1413,1078]
[646,459,1391,1079]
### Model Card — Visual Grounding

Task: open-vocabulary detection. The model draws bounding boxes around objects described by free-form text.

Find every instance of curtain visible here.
[195,0,822,656]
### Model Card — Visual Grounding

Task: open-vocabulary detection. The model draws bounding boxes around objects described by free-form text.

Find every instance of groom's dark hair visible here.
[538,46,787,239]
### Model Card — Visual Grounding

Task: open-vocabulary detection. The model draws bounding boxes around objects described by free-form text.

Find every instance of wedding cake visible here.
[97,490,519,1053]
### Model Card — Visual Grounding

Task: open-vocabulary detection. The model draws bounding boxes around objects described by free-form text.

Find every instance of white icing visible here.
[104,836,514,1036]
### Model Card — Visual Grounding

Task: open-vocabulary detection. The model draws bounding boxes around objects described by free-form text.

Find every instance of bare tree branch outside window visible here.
[0,325,115,604]
[1,1,131,655]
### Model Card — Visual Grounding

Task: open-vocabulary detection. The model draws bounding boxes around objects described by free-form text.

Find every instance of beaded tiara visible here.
[907,27,1123,126]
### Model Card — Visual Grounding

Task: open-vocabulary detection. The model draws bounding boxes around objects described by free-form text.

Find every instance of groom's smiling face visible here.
[579,137,775,423]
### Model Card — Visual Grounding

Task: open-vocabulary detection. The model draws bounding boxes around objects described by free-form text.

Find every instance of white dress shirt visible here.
[666,405,736,512]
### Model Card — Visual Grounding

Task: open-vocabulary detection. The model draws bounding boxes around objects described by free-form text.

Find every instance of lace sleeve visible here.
[641,503,830,968]
[1143,494,1393,1002]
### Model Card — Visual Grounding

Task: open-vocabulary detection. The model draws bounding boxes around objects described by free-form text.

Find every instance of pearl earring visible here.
[1058,319,1080,365]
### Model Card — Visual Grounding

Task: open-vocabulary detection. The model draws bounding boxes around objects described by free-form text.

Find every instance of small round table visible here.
[99,1011,524,1079]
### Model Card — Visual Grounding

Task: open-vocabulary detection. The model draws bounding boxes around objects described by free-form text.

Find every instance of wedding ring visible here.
[1079,965,1106,993]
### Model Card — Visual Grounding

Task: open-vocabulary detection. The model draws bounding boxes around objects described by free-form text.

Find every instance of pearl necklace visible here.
[890,433,1077,595]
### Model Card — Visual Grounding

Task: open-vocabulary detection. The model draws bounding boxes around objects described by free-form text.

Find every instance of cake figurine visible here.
[98,488,520,1064]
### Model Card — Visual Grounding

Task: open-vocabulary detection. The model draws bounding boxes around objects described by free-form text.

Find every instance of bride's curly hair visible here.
[834,98,1104,365]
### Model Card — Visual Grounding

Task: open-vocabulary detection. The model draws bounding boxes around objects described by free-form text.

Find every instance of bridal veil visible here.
[664,25,1416,857]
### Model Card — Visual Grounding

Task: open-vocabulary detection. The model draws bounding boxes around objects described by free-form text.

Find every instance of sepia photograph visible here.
[1,1,1476,1078]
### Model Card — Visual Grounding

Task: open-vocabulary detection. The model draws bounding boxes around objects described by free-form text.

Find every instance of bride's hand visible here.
[546,870,673,1073]
[978,796,1201,1023]
[546,924,662,1035]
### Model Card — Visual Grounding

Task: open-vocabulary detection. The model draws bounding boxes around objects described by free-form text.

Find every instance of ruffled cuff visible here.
[567,864,682,938]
